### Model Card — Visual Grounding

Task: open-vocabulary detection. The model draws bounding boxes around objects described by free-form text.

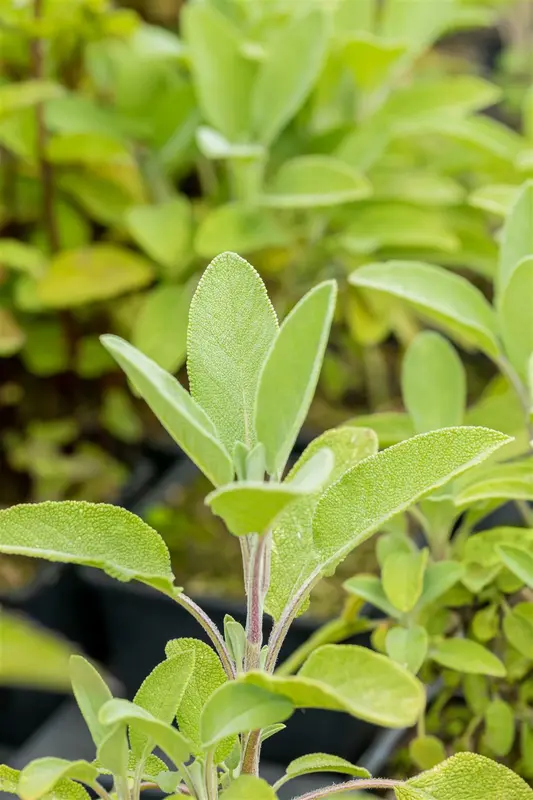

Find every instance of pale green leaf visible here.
[220,776,276,800]
[343,575,400,618]
[242,644,424,728]
[345,412,414,447]
[285,752,370,781]
[124,198,192,274]
[46,133,126,165]
[0,501,174,595]
[313,428,510,575]
[70,656,112,747]
[418,561,464,609]
[255,281,337,476]
[454,461,533,507]
[382,550,428,613]
[497,181,533,297]
[484,699,515,757]
[464,529,533,568]
[0,612,72,690]
[206,449,333,536]
[349,262,500,358]
[497,546,533,589]
[0,81,63,118]
[252,9,328,144]
[0,767,90,800]
[469,184,519,218]
[372,171,464,208]
[386,626,428,674]
[132,283,194,373]
[194,204,288,259]
[130,653,195,759]
[0,765,19,794]
[380,0,457,50]
[430,639,506,677]
[343,33,405,91]
[406,751,533,799]
[0,239,46,277]
[19,760,98,800]
[498,256,533,381]
[187,252,278,454]
[164,638,234,762]
[96,725,128,781]
[101,335,233,487]
[409,736,446,771]
[200,683,293,749]
[37,246,154,308]
[196,127,264,160]
[183,3,253,141]
[99,699,192,767]
[261,156,370,209]
[402,332,466,433]
[503,604,533,659]
[266,427,378,621]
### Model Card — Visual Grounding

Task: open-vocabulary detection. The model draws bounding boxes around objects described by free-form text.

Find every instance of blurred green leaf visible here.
[498,256,533,381]
[430,638,506,677]
[386,626,428,674]
[132,283,194,373]
[124,198,192,275]
[261,156,370,208]
[0,611,73,690]
[195,204,288,258]
[382,549,428,613]
[0,81,63,118]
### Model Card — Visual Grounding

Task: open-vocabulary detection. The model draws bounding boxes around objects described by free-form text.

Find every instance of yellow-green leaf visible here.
[497,181,533,298]
[220,776,276,800]
[498,256,533,381]
[19,759,98,800]
[0,612,73,691]
[430,639,506,677]
[261,156,370,208]
[132,283,194,373]
[124,198,192,274]
[382,550,428,613]
[195,204,288,259]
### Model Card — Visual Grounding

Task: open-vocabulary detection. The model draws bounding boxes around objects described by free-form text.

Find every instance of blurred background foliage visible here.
[0,0,531,510]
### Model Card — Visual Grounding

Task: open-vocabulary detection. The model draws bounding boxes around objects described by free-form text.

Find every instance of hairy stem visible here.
[31,0,59,253]
[292,777,402,799]
[241,729,261,776]
[245,534,268,671]
[174,592,236,679]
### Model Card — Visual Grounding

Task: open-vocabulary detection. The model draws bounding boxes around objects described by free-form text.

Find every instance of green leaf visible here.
[342,33,405,91]
[313,428,510,575]
[70,656,112,747]
[430,638,506,677]
[465,528,533,568]
[0,767,90,800]
[266,427,378,621]
[130,653,195,759]
[484,699,516,757]
[99,699,192,767]
[406,751,533,799]
[0,765,19,794]
[418,562,464,609]
[206,449,333,536]
[96,725,128,782]
[345,412,414,447]
[469,184,519,218]
[497,181,533,298]
[349,261,500,358]
[164,638,233,762]
[220,776,276,800]
[200,682,293,749]
[344,574,400,618]
[0,81,63,118]
[402,332,466,433]
[252,9,328,144]
[183,3,253,141]
[101,335,233,487]
[380,0,458,51]
[132,283,194,374]
[386,626,428,674]
[382,549,428,613]
[498,256,533,381]
[503,603,533,659]
[37,246,154,308]
[19,760,98,800]
[0,501,174,595]
[0,239,46,277]
[243,644,425,728]
[196,127,264,161]
[187,252,278,454]
[46,133,126,165]
[124,198,192,274]
[285,753,370,781]
[0,612,72,690]
[497,546,533,589]
[0,308,25,356]
[409,736,446,771]
[454,461,533,508]
[194,204,288,259]
[255,281,337,476]
[261,156,370,209]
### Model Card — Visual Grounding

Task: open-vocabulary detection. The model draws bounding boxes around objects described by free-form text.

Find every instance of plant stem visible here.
[92,783,114,800]
[245,534,268,671]
[205,751,217,800]
[174,591,236,679]
[241,729,261,776]
[31,0,59,253]
[292,777,402,799]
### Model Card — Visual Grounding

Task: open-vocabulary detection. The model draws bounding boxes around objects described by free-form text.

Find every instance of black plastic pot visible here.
[80,447,380,766]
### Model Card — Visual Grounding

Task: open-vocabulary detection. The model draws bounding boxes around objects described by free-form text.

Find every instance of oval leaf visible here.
[382,550,428,613]
[286,752,370,780]
[220,776,276,800]
[349,261,500,358]
[200,683,293,749]
[386,626,428,675]
[497,545,533,589]
[255,281,337,476]
[19,760,98,800]
[261,156,370,208]
[195,204,288,258]
[132,283,194,374]
[124,198,192,273]
[498,181,533,297]
[313,428,510,574]
[498,256,533,381]
[430,638,506,677]
[70,656,113,748]
[0,502,174,595]
[101,335,233,487]
[242,644,425,728]
[187,252,278,454]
